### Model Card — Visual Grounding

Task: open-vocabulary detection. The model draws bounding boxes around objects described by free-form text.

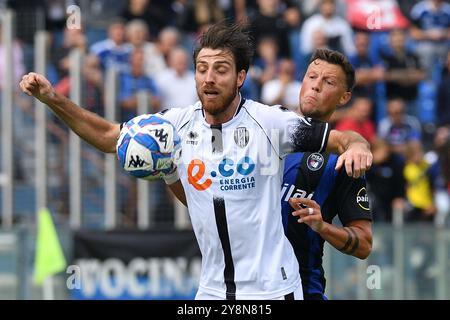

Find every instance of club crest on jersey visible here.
[186,131,199,145]
[306,153,324,171]
[356,187,370,211]
[234,127,249,148]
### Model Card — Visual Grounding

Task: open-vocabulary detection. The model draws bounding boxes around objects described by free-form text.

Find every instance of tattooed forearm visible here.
[318,220,372,259]
[339,227,360,255]
[347,227,360,255]
[339,228,353,252]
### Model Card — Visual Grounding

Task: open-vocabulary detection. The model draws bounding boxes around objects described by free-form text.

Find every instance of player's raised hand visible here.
[19,72,55,104]
[335,141,372,178]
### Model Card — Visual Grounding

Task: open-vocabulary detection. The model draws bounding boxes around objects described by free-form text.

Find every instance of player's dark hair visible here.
[193,21,254,73]
[309,48,355,92]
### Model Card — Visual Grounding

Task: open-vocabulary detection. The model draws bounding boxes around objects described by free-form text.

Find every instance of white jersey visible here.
[159,98,330,299]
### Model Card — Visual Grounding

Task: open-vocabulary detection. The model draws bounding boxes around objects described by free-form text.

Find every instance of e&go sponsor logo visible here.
[188,157,255,191]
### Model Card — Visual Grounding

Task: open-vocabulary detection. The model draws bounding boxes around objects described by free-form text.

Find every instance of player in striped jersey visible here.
[282,49,373,300]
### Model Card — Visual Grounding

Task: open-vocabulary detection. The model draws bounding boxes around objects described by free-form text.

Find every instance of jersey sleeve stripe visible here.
[319,122,329,154]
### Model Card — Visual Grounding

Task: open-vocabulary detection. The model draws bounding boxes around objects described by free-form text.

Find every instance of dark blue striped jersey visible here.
[281,152,373,299]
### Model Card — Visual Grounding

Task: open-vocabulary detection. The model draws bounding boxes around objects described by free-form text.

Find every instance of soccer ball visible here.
[116,114,181,180]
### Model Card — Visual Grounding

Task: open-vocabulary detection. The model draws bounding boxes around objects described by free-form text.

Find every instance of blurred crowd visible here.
[1,0,449,227]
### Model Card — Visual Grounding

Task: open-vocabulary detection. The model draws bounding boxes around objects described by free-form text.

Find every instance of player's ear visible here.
[338,91,352,106]
[237,70,246,88]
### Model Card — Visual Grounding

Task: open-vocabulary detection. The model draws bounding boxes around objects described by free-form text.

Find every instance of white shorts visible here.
[195,285,303,300]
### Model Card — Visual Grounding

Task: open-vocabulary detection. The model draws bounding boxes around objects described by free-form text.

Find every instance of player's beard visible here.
[198,84,238,117]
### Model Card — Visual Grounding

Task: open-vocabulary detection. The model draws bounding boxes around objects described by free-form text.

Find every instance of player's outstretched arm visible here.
[289,198,372,259]
[19,72,120,153]
[327,130,372,178]
[167,180,187,207]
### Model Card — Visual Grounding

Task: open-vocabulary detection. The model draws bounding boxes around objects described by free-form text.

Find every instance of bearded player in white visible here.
[20,22,372,300]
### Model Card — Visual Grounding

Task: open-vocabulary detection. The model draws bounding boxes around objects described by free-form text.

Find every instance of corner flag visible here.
[34,208,67,285]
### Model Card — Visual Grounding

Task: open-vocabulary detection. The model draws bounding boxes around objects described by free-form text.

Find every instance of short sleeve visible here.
[335,172,373,226]
[263,106,330,158]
